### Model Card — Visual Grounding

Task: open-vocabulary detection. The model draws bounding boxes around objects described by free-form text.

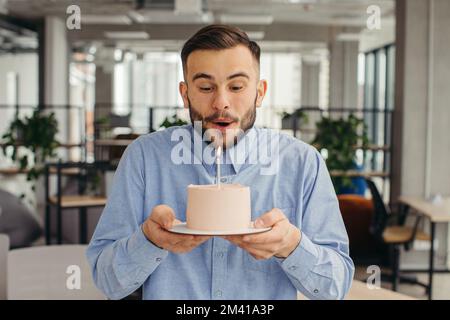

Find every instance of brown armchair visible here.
[338,194,383,263]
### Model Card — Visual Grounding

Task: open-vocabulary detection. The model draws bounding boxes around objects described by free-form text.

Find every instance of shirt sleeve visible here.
[277,148,355,300]
[86,139,168,300]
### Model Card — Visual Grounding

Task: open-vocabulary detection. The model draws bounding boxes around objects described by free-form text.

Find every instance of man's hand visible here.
[142,205,211,253]
[222,208,301,259]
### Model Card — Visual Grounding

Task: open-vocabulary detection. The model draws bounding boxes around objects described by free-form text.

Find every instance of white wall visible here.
[0,53,38,134]
[258,52,301,129]
[0,53,38,106]
[328,40,359,109]
[0,52,38,200]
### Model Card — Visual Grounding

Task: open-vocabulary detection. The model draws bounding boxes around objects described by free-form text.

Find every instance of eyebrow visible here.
[192,73,213,81]
[192,72,250,82]
[227,72,250,80]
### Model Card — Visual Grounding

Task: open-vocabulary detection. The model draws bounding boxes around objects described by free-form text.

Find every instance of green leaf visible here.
[313,114,370,193]
[0,109,59,203]
[159,114,188,128]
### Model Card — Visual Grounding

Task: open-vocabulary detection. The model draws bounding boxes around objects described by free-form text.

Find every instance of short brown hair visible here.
[181,24,261,76]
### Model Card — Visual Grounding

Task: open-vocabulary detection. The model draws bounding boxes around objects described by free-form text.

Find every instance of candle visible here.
[216,145,222,188]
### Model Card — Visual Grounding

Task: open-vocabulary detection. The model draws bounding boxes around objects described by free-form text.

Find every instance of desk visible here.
[330,170,389,178]
[297,280,415,300]
[94,139,134,146]
[0,167,80,176]
[44,161,114,245]
[48,195,107,208]
[398,195,450,300]
[94,139,134,161]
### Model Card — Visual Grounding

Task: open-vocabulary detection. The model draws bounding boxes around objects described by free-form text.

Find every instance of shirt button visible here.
[289,266,298,271]
[215,290,222,297]
[314,289,319,294]
[220,177,227,183]
[155,257,162,262]
[216,252,224,258]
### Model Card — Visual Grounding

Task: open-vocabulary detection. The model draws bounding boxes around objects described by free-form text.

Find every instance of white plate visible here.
[168,223,272,236]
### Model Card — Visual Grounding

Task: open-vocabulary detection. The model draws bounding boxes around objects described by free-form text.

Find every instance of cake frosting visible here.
[186,184,251,231]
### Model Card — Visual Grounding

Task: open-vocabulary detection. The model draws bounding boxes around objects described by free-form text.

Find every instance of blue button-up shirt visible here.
[86,124,354,300]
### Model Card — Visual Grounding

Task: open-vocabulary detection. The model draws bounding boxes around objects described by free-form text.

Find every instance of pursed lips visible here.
[213,118,233,125]
[208,118,237,131]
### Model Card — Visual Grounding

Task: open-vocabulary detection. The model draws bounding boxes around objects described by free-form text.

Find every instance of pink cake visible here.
[186,184,251,231]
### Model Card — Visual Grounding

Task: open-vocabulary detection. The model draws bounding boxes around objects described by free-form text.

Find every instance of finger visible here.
[173,218,183,226]
[192,235,212,243]
[160,228,195,246]
[242,220,290,244]
[170,246,192,254]
[222,235,246,246]
[150,205,176,229]
[223,235,247,241]
[237,234,281,254]
[254,208,287,228]
[186,236,211,248]
[166,232,211,248]
[222,235,245,249]
[170,236,210,253]
[241,245,273,260]
[249,250,274,260]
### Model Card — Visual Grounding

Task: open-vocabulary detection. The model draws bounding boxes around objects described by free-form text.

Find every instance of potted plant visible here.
[280,109,308,130]
[312,114,369,194]
[159,114,188,129]
[1,109,59,202]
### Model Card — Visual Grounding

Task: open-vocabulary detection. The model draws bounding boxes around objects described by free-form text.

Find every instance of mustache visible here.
[203,112,239,123]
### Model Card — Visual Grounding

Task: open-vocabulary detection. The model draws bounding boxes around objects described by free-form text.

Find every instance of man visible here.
[87,25,354,300]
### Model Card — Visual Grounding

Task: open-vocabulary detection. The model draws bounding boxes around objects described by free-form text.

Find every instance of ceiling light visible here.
[82,15,132,25]
[219,14,273,25]
[336,33,361,42]
[175,0,203,15]
[0,0,8,14]
[114,49,123,62]
[288,0,317,3]
[127,10,213,24]
[127,10,145,23]
[104,31,150,40]
[245,31,265,40]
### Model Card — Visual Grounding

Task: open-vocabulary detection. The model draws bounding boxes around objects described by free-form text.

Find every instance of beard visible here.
[187,94,258,149]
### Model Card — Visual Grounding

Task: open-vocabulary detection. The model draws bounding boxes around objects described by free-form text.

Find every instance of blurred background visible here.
[0,0,449,300]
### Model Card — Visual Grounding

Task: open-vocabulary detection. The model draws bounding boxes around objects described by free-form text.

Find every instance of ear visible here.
[255,79,267,108]
[179,81,189,109]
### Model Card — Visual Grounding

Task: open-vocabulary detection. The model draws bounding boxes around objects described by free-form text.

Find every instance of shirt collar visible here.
[189,124,257,174]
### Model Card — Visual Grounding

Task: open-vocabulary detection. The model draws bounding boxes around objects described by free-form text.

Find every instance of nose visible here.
[211,88,230,111]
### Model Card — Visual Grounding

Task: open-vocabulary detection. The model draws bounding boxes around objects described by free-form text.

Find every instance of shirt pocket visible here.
[244,207,294,274]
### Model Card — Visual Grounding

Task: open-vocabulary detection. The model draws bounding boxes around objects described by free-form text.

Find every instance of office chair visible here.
[365,178,430,292]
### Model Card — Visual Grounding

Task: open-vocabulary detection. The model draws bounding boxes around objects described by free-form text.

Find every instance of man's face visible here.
[179,45,267,149]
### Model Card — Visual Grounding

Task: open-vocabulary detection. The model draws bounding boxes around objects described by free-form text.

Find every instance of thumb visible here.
[255,208,285,228]
[254,218,266,228]
[151,205,176,229]
[173,218,183,226]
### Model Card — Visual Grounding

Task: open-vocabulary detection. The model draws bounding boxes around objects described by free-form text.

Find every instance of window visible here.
[113,51,186,133]
[259,52,301,129]
[362,44,395,199]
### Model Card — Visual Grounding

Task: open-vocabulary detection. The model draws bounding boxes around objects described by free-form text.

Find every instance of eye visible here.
[199,87,212,92]
[231,85,243,91]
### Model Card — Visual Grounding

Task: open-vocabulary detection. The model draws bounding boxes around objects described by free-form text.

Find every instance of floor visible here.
[354,265,450,300]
